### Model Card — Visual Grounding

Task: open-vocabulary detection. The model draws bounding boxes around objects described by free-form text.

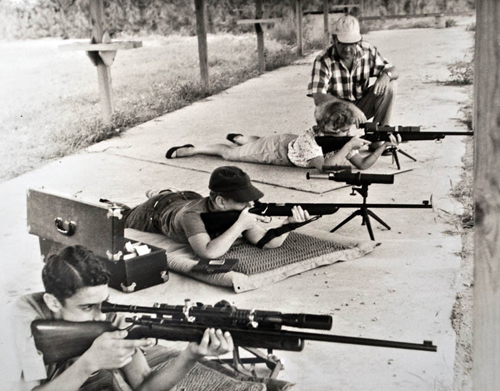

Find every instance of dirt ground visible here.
[451,139,474,391]
[452,228,474,391]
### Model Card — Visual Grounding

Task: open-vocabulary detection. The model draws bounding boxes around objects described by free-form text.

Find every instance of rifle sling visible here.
[256,216,321,248]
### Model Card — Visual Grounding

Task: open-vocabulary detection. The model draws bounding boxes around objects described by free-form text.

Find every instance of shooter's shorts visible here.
[223,133,297,166]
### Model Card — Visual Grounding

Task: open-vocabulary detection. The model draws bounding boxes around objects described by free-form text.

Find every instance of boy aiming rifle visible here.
[10,245,233,391]
[165,101,398,171]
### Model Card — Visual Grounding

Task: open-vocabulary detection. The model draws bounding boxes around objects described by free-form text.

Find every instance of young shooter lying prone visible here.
[166,101,399,171]
[122,166,311,259]
[11,245,233,391]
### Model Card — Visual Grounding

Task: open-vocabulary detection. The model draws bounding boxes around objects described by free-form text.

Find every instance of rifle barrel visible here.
[261,202,432,209]
[131,320,437,352]
[335,202,432,209]
[293,330,437,352]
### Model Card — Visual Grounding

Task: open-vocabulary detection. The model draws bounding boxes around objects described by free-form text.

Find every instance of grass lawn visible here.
[0,34,298,183]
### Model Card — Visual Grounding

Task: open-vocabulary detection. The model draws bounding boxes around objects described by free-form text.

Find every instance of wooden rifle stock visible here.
[31,318,437,365]
[31,320,115,364]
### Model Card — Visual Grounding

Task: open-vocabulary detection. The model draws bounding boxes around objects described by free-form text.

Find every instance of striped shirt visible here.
[307,41,392,102]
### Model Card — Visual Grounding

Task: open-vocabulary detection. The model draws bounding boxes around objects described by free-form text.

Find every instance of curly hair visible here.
[42,245,111,304]
[314,101,356,131]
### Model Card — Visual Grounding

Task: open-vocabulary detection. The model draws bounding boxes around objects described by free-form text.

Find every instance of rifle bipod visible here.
[214,346,284,379]
[330,183,388,240]
[385,145,417,170]
[328,183,432,240]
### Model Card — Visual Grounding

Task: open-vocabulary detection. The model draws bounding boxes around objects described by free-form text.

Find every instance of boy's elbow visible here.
[357,163,372,170]
[350,160,365,170]
[262,242,281,249]
[195,244,231,260]
[194,249,216,259]
[261,236,286,249]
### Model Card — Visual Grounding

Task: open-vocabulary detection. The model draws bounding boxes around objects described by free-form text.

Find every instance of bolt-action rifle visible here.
[31,300,437,367]
[200,201,340,242]
[200,170,431,241]
[315,122,474,154]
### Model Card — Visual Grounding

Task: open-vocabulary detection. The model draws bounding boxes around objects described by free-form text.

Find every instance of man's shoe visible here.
[226,133,243,144]
[145,188,178,198]
[165,144,194,159]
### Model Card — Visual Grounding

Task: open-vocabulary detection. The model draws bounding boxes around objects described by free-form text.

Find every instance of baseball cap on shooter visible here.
[334,15,362,43]
[209,166,264,203]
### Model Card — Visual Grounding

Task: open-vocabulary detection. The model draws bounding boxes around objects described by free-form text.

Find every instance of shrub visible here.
[447,57,474,85]
[268,14,296,46]
[466,23,476,31]
[459,100,473,131]
[445,18,457,28]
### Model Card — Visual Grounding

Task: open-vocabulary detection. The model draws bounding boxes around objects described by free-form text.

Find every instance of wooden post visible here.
[237,14,278,75]
[323,0,329,46]
[295,0,303,56]
[255,0,265,74]
[473,1,500,390]
[59,2,141,126]
[89,0,113,124]
[358,0,364,30]
[195,0,209,92]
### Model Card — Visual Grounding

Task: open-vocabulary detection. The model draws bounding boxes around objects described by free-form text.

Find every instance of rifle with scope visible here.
[315,122,474,154]
[31,300,437,365]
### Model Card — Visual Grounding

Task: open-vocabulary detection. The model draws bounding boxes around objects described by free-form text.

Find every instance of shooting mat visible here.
[113,346,292,391]
[125,227,377,293]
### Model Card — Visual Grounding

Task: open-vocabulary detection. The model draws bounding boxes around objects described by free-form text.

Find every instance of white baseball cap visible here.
[334,15,362,43]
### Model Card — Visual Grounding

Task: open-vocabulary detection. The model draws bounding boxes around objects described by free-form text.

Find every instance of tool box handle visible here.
[54,217,76,236]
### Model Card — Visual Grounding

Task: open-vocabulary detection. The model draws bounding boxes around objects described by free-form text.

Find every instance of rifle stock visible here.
[31,320,115,364]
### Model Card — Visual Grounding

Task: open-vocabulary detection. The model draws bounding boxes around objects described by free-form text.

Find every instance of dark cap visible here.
[209,166,264,203]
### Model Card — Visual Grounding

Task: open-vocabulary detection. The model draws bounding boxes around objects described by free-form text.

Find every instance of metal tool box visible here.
[27,188,168,293]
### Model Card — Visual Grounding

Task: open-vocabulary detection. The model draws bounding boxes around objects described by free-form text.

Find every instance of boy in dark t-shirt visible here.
[124,166,311,259]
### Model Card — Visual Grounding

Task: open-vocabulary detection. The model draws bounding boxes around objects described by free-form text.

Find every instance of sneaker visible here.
[145,188,178,198]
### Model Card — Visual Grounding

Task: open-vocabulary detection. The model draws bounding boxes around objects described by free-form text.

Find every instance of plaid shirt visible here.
[307,41,392,102]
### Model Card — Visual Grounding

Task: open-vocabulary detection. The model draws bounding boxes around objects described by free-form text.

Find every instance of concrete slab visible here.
[2,25,474,391]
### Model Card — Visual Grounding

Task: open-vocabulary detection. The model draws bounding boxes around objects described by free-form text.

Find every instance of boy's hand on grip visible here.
[236,207,268,231]
[82,330,153,373]
[187,328,234,359]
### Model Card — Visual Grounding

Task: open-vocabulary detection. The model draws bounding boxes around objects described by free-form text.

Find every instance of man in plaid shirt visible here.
[307,15,398,128]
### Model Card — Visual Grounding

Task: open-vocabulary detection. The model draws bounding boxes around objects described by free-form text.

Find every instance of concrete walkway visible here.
[2,25,474,391]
